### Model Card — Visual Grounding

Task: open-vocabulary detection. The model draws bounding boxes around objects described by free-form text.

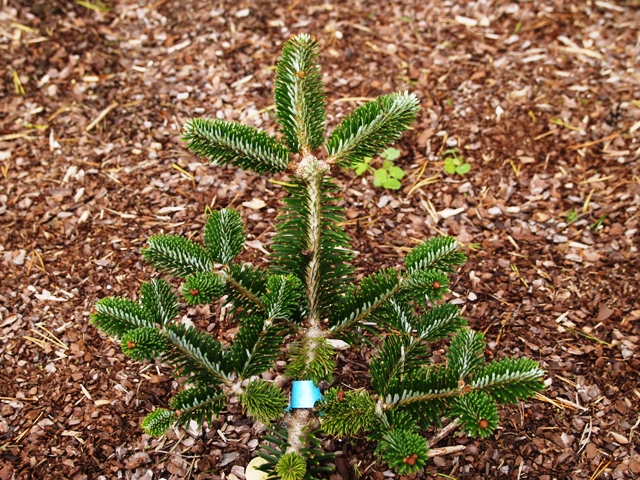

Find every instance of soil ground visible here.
[1,1,639,479]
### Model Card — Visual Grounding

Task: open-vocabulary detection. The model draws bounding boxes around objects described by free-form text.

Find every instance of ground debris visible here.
[1,0,638,479]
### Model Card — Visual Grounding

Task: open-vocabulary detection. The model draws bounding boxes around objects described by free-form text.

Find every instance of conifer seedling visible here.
[91,34,544,478]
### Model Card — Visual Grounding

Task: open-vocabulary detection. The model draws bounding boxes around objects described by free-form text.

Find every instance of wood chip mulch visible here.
[1,1,639,479]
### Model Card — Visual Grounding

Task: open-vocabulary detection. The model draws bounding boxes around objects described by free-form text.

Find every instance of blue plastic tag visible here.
[288,380,323,410]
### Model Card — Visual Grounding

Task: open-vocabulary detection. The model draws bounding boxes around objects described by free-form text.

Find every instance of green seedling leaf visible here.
[443,148,470,176]
[380,147,401,161]
[388,166,405,180]
[355,149,406,190]
[443,161,457,175]
[354,158,371,176]
[374,168,389,187]
[382,178,402,190]
[381,159,394,169]
[353,162,369,176]
[456,163,471,175]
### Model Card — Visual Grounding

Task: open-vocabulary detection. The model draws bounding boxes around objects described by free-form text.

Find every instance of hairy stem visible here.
[284,408,319,454]
[295,155,329,329]
[282,155,331,454]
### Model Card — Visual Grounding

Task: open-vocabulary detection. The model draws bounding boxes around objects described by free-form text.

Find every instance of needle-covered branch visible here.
[326,92,420,169]
[275,34,326,155]
[142,234,213,277]
[183,118,290,174]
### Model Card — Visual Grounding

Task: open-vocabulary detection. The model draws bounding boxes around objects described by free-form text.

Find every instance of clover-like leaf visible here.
[374,168,389,187]
[380,147,401,161]
[382,178,402,190]
[388,166,405,180]
[354,157,372,176]
[443,161,457,175]
[456,163,471,175]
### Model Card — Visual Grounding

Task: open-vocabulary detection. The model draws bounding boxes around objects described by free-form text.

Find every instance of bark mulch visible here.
[1,1,639,479]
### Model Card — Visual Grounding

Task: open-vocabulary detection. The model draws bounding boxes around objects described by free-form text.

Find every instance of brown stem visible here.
[428,445,466,457]
[428,418,461,448]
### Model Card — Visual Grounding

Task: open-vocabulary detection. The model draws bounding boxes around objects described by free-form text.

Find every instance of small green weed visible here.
[590,214,607,232]
[514,20,522,34]
[442,148,471,176]
[353,147,406,190]
[565,208,578,224]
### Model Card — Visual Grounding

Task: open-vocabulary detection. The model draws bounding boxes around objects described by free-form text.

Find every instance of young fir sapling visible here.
[91,34,544,478]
